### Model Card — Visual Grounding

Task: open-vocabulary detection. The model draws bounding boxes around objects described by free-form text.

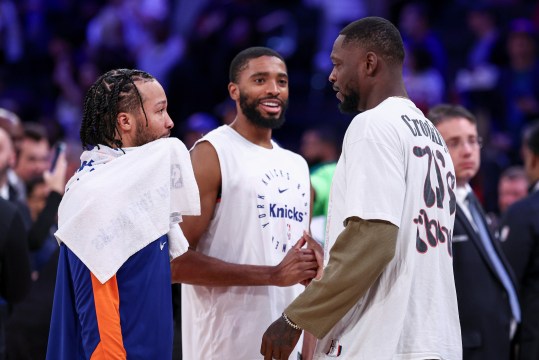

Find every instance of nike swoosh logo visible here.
[278,188,288,193]
[160,241,167,250]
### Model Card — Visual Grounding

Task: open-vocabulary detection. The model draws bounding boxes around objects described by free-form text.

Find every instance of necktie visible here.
[467,193,521,322]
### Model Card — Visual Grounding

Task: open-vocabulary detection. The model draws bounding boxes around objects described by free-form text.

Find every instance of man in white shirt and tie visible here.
[429,104,520,360]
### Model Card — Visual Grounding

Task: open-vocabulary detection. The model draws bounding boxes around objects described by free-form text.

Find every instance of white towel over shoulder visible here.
[55,138,200,284]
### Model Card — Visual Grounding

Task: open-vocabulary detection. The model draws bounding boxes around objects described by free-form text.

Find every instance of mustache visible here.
[258,96,283,105]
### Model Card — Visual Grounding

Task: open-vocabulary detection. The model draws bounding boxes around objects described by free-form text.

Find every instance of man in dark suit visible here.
[500,121,539,360]
[0,198,31,359]
[429,104,520,359]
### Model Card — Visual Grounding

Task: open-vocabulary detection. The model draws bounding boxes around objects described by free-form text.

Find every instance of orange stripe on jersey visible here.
[90,273,126,360]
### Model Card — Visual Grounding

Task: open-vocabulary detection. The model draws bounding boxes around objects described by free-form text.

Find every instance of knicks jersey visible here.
[46,236,173,359]
[182,125,310,360]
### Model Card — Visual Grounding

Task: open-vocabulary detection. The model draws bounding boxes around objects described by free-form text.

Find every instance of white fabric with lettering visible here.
[316,97,462,359]
[182,125,310,360]
[55,138,200,283]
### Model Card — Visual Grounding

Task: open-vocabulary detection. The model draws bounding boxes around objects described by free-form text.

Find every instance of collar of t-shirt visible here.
[456,184,478,232]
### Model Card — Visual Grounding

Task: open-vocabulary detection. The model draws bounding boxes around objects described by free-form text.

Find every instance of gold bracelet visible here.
[282,312,301,330]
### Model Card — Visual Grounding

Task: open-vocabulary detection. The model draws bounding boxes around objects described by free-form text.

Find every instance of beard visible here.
[132,120,152,147]
[337,87,361,115]
[239,93,288,129]
[132,118,167,147]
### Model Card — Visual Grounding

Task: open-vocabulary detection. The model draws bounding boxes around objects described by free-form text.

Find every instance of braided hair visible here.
[80,69,154,149]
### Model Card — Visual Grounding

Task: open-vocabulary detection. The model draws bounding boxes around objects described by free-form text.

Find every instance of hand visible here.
[43,152,68,195]
[272,239,318,287]
[261,316,302,360]
[298,231,323,286]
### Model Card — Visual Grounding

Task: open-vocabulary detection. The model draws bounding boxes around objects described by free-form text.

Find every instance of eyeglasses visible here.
[445,136,483,150]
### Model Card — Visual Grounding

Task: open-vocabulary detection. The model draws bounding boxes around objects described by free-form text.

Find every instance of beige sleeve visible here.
[285,217,398,339]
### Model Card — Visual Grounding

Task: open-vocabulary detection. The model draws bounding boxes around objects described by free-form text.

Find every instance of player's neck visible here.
[229,117,273,149]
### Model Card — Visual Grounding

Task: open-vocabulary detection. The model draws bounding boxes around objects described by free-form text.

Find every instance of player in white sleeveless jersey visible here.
[171,47,323,360]
[261,17,462,360]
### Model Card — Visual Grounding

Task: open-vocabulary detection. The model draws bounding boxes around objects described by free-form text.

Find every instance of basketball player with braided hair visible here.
[46,69,200,359]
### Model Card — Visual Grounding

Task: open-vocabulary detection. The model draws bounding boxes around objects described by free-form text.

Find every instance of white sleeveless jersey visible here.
[182,125,310,360]
[317,98,462,359]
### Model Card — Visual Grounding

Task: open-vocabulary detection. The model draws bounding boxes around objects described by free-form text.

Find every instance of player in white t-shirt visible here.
[261,17,462,360]
[171,47,323,360]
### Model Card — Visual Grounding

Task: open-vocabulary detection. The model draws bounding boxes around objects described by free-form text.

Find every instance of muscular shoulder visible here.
[190,140,221,185]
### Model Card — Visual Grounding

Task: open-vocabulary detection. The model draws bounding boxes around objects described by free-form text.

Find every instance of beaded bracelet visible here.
[282,312,301,330]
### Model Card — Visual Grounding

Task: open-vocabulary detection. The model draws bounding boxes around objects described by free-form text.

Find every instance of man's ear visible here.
[364,51,378,76]
[228,82,239,101]
[117,112,133,131]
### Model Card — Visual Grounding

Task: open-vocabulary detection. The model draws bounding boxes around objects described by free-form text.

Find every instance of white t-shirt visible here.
[182,125,311,360]
[317,97,462,360]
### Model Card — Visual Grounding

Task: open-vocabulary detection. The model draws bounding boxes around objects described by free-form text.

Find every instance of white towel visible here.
[55,138,200,283]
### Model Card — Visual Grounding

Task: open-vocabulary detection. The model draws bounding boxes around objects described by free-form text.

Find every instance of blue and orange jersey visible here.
[46,235,173,359]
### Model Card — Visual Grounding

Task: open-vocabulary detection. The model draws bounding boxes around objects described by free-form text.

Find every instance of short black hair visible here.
[80,68,154,149]
[229,47,286,83]
[23,122,48,142]
[500,165,527,181]
[339,17,405,66]
[427,104,477,127]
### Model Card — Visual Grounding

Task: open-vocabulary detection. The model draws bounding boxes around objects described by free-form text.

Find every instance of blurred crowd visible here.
[1,0,539,213]
[1,0,539,358]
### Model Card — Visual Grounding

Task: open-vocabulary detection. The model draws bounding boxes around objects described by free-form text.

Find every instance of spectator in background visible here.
[0,127,17,203]
[399,2,447,81]
[303,0,366,74]
[498,165,529,214]
[0,109,24,204]
[11,124,66,264]
[181,112,219,150]
[24,147,67,275]
[14,123,51,200]
[51,37,100,143]
[25,177,59,275]
[215,98,237,126]
[0,125,31,232]
[455,5,502,103]
[1,119,67,360]
[6,156,67,360]
[300,126,340,170]
[499,121,539,360]
[135,19,185,91]
[496,18,539,160]
[403,44,445,114]
[299,126,341,243]
[0,109,22,151]
[486,165,529,230]
[0,198,31,360]
[0,0,23,64]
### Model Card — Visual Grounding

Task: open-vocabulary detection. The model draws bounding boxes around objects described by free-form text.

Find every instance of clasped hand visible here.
[272,231,324,287]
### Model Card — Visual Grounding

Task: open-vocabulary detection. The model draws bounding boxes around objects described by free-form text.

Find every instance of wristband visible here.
[282,312,301,330]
